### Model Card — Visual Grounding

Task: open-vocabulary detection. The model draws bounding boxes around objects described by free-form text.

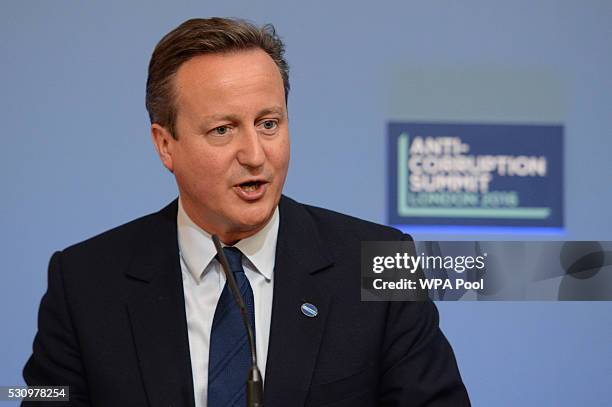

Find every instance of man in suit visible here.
[23,18,470,406]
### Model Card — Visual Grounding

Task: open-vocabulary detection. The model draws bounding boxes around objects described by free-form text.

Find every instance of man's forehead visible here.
[175,49,282,89]
[172,49,285,112]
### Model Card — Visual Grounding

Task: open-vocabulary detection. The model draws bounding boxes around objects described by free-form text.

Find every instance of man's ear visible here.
[151,123,175,173]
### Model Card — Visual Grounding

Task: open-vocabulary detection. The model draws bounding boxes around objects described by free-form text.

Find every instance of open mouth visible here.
[238,180,265,192]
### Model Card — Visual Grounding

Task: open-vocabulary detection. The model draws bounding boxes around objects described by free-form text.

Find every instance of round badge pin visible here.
[301,303,318,318]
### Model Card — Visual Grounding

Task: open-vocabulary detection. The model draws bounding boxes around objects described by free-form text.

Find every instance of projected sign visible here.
[387,122,564,229]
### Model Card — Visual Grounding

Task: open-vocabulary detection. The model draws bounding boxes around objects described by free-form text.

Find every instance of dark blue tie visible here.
[208,247,256,407]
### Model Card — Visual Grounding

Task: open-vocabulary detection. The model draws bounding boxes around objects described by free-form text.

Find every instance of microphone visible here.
[212,235,265,407]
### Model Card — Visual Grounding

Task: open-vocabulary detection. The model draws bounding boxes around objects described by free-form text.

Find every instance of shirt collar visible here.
[177,197,279,282]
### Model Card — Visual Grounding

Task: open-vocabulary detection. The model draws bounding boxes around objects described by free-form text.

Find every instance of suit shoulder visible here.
[60,203,173,260]
[297,200,408,241]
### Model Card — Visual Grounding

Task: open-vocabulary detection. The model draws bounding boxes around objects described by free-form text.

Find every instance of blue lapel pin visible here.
[301,302,318,318]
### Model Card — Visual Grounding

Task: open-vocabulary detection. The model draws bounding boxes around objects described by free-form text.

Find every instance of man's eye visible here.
[260,120,278,131]
[213,126,230,136]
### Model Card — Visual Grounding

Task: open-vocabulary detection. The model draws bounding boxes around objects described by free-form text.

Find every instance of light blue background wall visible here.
[1,1,611,405]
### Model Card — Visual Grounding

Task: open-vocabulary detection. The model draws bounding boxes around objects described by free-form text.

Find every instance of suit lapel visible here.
[264,196,334,407]
[122,197,333,407]
[125,200,196,407]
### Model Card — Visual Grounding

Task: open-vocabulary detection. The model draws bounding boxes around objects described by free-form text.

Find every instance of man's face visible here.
[152,49,290,243]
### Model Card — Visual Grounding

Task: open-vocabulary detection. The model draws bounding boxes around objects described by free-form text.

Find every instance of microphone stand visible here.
[212,235,265,407]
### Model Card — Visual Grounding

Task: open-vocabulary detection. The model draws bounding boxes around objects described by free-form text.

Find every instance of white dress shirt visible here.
[177,198,278,407]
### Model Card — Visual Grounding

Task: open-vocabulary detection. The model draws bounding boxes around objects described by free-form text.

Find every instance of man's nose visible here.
[236,127,266,168]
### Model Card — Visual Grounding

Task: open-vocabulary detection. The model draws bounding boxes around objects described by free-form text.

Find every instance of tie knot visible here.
[221,246,244,274]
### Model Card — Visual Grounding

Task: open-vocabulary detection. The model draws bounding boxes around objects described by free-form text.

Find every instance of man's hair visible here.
[145,17,290,138]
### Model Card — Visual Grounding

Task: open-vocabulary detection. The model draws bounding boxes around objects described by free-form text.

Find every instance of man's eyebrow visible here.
[202,113,241,123]
[257,106,286,118]
[199,106,286,127]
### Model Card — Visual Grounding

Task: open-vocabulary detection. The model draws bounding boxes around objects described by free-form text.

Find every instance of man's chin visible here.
[236,209,273,231]
[225,202,273,233]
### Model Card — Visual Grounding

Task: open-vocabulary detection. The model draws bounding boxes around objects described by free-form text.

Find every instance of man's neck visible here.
[178,196,275,245]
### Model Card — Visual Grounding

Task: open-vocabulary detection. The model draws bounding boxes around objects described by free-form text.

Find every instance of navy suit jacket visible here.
[23,196,470,406]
